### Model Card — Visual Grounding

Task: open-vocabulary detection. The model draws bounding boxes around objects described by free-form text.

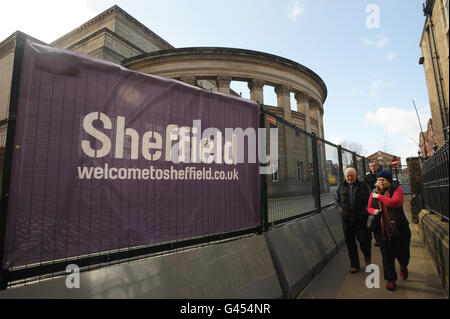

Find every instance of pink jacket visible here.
[367,187,404,215]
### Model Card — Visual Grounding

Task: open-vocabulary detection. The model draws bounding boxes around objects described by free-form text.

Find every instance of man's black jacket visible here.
[364,172,378,191]
[335,180,370,223]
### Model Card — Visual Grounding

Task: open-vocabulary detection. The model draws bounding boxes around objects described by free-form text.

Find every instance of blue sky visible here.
[0,0,432,164]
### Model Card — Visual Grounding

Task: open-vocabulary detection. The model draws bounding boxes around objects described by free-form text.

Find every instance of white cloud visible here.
[364,107,431,163]
[0,0,95,43]
[364,107,429,136]
[386,51,396,60]
[362,35,389,48]
[286,1,303,22]
[327,136,341,145]
[369,80,384,97]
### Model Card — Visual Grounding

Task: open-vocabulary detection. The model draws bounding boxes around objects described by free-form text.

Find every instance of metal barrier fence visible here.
[260,109,366,226]
[422,141,449,221]
[0,104,368,289]
[0,35,368,288]
[263,112,318,225]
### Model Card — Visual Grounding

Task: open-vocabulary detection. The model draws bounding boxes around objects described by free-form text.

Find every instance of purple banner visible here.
[3,41,260,269]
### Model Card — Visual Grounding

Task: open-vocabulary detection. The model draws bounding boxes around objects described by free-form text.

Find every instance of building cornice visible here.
[66,27,145,55]
[51,5,173,50]
[123,47,328,101]
[0,31,47,59]
[366,151,397,159]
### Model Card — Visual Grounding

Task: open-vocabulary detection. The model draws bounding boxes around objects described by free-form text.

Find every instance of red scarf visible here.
[376,187,398,240]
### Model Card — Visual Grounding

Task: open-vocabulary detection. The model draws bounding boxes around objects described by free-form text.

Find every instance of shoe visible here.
[400,267,408,280]
[349,267,359,273]
[386,281,396,290]
[374,242,380,247]
[364,256,372,266]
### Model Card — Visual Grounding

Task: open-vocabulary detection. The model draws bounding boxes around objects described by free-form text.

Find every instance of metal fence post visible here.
[337,145,344,184]
[353,152,358,172]
[0,33,25,290]
[362,157,366,174]
[311,133,321,210]
[258,103,269,233]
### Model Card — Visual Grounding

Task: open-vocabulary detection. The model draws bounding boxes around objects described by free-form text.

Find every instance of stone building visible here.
[48,5,326,139]
[366,151,402,171]
[0,5,328,198]
[0,32,46,195]
[1,32,45,149]
[419,0,449,148]
[419,118,437,157]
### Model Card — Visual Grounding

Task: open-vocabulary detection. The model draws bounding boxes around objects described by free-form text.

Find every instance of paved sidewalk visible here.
[297,195,447,299]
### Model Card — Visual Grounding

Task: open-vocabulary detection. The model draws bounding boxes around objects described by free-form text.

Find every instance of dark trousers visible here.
[375,227,411,281]
[342,221,371,268]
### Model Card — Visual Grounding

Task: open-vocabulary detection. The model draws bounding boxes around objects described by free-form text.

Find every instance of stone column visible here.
[406,157,424,223]
[315,101,324,138]
[309,99,320,136]
[217,75,232,94]
[295,92,311,133]
[180,75,197,86]
[319,105,325,138]
[275,84,292,121]
[248,79,265,104]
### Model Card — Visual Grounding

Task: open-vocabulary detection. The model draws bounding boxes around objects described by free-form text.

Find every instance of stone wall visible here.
[406,157,424,223]
[420,0,449,148]
[419,210,449,297]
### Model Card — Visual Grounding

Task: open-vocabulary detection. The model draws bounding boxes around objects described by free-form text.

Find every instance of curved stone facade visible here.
[1,6,329,201]
[123,47,326,138]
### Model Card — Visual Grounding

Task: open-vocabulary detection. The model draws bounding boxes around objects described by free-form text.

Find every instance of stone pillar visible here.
[180,75,197,86]
[309,99,324,138]
[315,102,323,138]
[319,106,325,138]
[275,84,292,121]
[407,157,425,223]
[248,79,265,104]
[309,99,318,135]
[217,75,232,94]
[295,92,311,133]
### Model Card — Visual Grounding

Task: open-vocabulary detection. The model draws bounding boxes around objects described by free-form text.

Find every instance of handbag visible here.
[366,213,380,231]
[366,198,381,232]
[367,197,380,231]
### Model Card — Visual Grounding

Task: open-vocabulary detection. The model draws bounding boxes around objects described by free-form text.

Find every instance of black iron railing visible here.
[422,141,449,221]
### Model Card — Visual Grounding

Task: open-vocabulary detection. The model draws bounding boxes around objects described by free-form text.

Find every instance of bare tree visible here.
[380,136,390,153]
[341,140,366,156]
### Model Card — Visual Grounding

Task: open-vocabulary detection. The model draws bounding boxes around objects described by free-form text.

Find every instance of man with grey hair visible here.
[335,167,371,273]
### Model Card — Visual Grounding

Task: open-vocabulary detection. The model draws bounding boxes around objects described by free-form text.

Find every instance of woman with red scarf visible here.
[367,170,411,291]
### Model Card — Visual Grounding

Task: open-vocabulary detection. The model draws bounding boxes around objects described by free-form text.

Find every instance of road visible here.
[268,187,337,222]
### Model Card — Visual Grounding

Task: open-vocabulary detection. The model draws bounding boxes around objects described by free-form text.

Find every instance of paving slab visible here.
[297,195,447,299]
